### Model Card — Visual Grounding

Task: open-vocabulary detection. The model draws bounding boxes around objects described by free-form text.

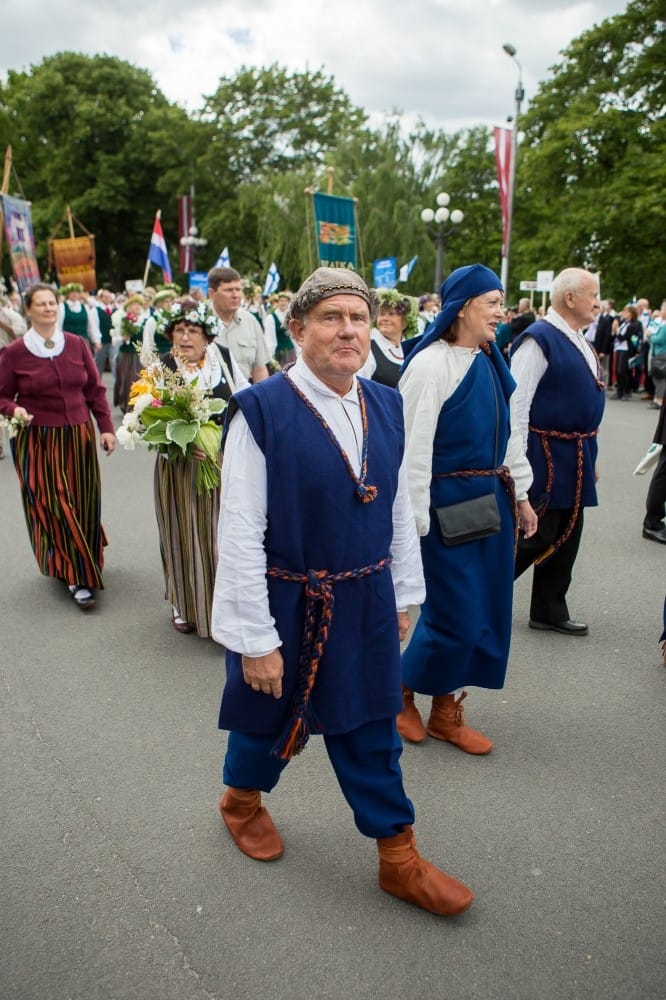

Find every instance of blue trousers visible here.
[223,718,415,839]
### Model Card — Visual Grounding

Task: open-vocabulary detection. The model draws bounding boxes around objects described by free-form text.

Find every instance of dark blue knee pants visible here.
[223,718,415,839]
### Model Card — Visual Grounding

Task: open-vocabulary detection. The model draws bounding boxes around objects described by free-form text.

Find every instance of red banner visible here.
[177,195,192,274]
[494,127,513,258]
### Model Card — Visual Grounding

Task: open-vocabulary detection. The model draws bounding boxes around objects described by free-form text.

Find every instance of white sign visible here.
[519,280,538,290]
[536,270,554,293]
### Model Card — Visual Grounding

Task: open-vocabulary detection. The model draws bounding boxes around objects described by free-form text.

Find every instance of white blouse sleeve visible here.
[399,358,443,537]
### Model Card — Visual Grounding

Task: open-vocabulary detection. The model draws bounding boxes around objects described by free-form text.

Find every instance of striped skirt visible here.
[153,455,220,637]
[11,421,107,589]
[114,351,141,413]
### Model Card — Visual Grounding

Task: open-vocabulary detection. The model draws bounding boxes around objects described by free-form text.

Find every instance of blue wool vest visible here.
[218,373,405,737]
[512,320,605,509]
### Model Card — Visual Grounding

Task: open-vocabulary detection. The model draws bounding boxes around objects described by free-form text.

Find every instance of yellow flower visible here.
[128,377,160,407]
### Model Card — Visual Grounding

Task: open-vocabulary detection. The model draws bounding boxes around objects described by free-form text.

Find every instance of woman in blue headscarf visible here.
[397,264,538,752]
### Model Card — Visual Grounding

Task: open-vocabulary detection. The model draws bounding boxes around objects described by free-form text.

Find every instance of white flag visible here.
[215,246,230,268]
[398,255,418,283]
[263,262,280,296]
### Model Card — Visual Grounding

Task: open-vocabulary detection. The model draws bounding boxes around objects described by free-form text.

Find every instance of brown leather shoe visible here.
[396,686,427,743]
[219,788,284,861]
[377,826,473,916]
[426,692,493,754]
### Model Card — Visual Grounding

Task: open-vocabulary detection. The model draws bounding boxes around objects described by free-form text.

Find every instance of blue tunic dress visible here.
[402,344,517,694]
[218,373,405,738]
[511,320,605,511]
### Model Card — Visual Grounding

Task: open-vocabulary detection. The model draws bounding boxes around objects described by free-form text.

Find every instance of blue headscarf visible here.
[402,263,504,370]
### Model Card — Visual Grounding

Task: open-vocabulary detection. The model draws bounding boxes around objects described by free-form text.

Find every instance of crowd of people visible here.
[0,260,664,919]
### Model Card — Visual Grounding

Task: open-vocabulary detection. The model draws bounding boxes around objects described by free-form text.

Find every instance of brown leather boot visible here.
[377,826,473,916]
[219,788,284,861]
[426,691,493,755]
[396,686,427,743]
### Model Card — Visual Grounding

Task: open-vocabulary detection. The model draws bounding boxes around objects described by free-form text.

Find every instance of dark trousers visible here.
[514,507,585,624]
[644,450,666,530]
[223,718,415,839]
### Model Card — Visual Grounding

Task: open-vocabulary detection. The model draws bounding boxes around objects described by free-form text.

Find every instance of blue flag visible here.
[398,255,418,283]
[215,246,230,268]
[263,262,280,296]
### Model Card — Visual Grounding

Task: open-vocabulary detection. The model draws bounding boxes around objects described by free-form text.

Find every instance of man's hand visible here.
[397,610,410,643]
[242,649,284,699]
[517,499,539,539]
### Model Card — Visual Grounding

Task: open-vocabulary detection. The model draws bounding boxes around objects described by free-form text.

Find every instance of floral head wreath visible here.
[60,282,84,295]
[376,288,419,340]
[156,299,219,340]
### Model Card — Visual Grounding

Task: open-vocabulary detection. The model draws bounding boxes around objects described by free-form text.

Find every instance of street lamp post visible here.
[420,192,464,294]
[501,43,525,295]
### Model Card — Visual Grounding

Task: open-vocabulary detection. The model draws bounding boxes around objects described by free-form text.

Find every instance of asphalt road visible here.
[1,378,664,1000]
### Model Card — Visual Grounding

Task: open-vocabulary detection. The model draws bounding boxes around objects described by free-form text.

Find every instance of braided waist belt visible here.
[529,426,598,565]
[267,557,391,760]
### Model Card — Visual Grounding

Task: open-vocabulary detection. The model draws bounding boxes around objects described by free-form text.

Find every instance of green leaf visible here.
[142,422,170,445]
[140,403,180,426]
[166,419,199,454]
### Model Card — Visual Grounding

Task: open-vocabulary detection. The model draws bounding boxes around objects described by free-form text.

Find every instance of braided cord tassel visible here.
[268,558,391,761]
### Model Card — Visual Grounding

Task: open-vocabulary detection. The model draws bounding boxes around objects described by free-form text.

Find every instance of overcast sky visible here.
[1,0,628,131]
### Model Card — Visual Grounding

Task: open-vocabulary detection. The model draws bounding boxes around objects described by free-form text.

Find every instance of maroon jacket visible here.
[0,333,114,434]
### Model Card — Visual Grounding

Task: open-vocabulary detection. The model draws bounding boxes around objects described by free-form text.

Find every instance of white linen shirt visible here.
[211,356,426,657]
[399,340,534,537]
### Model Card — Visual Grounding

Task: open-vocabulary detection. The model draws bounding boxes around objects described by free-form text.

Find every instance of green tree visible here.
[513,0,666,304]
[0,52,197,286]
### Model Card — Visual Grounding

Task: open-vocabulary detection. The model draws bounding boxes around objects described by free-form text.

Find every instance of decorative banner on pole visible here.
[494,126,513,258]
[50,235,96,291]
[312,192,357,270]
[147,210,172,284]
[1,195,40,292]
[373,258,397,288]
[177,195,193,273]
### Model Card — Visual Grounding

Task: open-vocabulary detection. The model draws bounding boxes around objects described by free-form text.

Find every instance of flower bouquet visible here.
[116,358,227,493]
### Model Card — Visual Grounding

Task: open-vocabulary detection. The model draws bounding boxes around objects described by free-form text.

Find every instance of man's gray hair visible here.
[550,268,597,310]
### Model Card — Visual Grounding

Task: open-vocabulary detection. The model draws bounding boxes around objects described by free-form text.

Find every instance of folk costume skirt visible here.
[153,455,220,637]
[11,420,107,589]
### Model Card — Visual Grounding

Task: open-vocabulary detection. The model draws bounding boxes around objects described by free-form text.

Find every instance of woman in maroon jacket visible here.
[0,283,116,610]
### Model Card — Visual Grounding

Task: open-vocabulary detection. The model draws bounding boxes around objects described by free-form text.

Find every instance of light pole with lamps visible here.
[501,43,525,294]
[420,192,464,294]
[179,224,208,274]
[179,185,208,274]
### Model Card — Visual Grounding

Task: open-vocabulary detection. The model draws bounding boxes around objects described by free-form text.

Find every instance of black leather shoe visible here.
[642,526,666,544]
[529,618,589,636]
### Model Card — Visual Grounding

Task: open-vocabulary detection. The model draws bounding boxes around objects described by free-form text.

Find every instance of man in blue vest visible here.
[211,267,473,917]
[511,268,605,635]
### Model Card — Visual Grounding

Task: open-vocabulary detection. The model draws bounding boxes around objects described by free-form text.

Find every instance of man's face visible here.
[569,276,601,329]
[209,280,242,318]
[289,294,371,392]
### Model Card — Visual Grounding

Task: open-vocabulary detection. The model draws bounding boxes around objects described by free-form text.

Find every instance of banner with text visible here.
[50,234,97,291]
[313,192,357,270]
[1,195,40,292]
